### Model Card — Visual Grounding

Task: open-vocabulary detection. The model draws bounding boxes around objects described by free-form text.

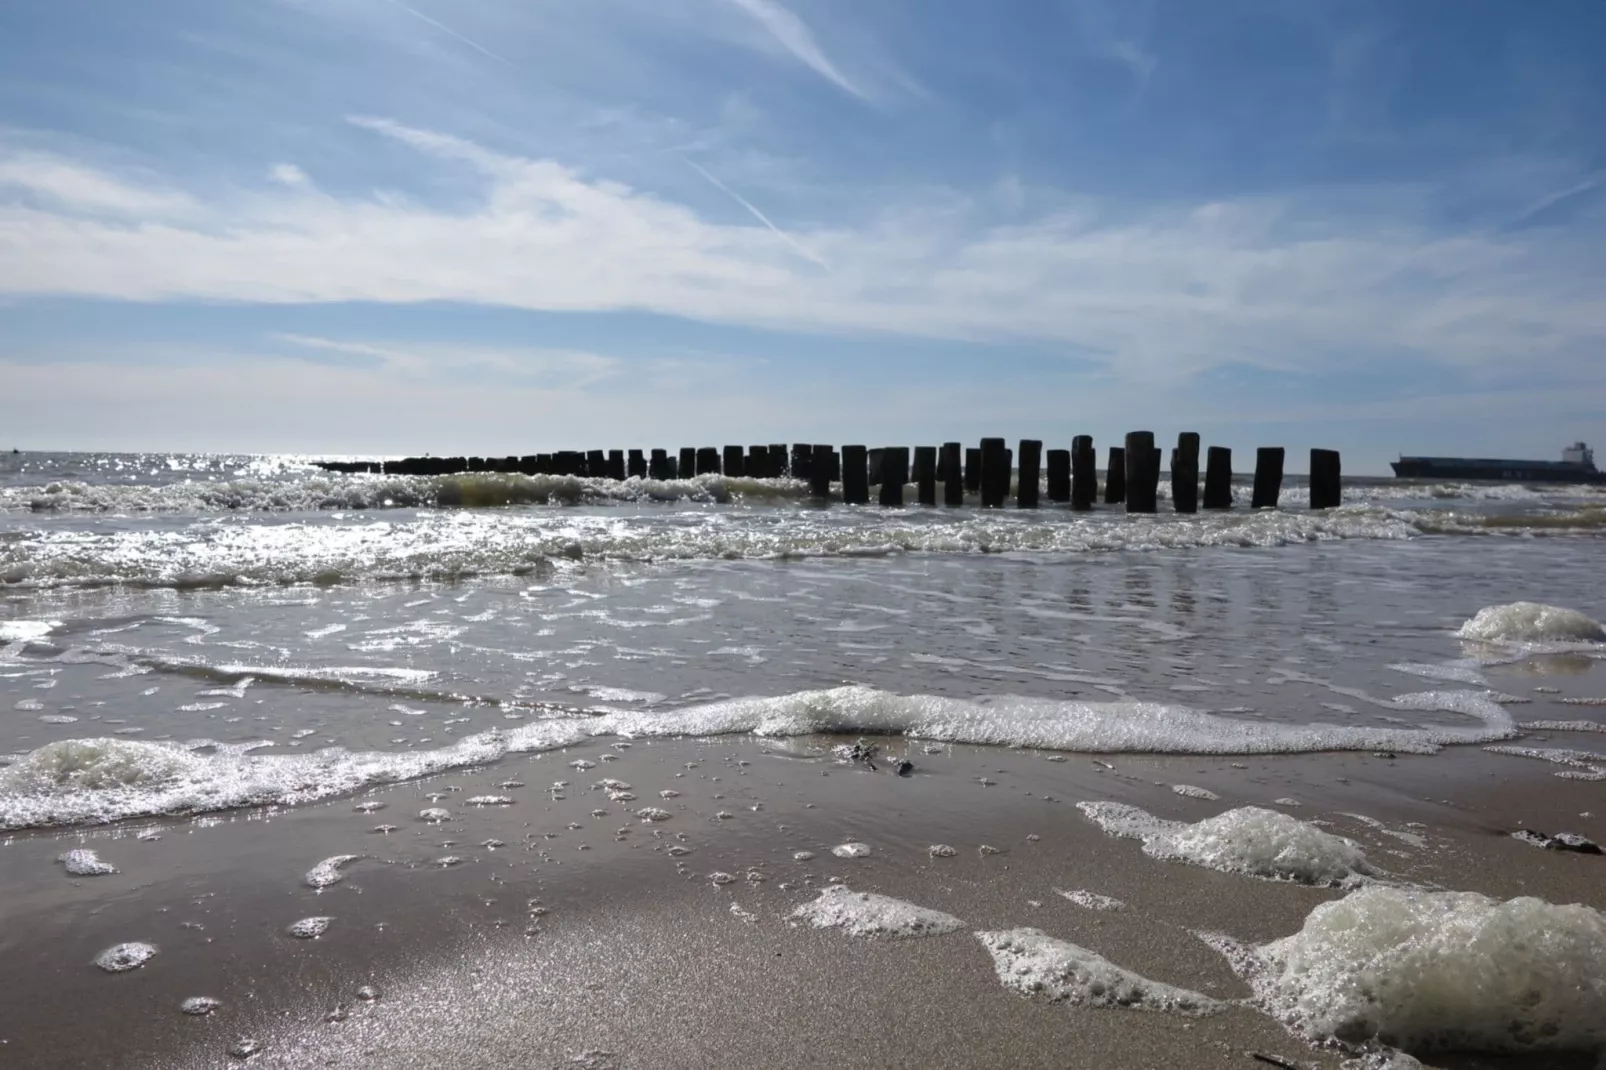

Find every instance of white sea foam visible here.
[287,916,333,939]
[976,928,1218,1014]
[95,942,157,972]
[1171,784,1219,800]
[1211,886,1606,1055]
[1056,889,1126,911]
[1456,602,1606,645]
[790,886,964,939]
[0,685,1522,830]
[304,855,360,889]
[1078,802,1373,886]
[0,619,58,642]
[831,842,871,858]
[58,848,117,876]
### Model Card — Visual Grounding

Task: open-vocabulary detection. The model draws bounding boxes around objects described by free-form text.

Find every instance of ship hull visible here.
[1391,459,1606,483]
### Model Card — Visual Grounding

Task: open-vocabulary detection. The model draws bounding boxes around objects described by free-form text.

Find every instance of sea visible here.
[2,450,1605,1067]
[2,450,1605,828]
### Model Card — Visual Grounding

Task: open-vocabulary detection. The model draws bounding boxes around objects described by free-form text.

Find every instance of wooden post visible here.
[1046,449,1070,502]
[608,449,627,481]
[1310,449,1342,509]
[769,444,788,477]
[679,448,696,480]
[627,449,646,479]
[1017,439,1042,508]
[879,447,909,506]
[964,448,982,493]
[914,446,938,506]
[535,454,552,474]
[980,438,1008,507]
[1252,447,1285,508]
[1104,446,1126,504]
[747,446,768,478]
[809,445,833,499]
[1203,446,1232,509]
[842,445,869,504]
[1172,432,1200,513]
[941,442,964,506]
[696,447,720,475]
[867,449,886,489]
[1071,436,1096,509]
[583,450,603,478]
[826,447,841,483]
[791,444,813,481]
[649,449,670,480]
[723,446,745,478]
[1124,432,1157,512]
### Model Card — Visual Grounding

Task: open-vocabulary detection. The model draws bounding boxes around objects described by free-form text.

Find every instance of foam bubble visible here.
[1057,889,1125,911]
[1078,802,1373,886]
[304,855,359,889]
[790,886,964,939]
[95,942,157,972]
[1171,784,1220,800]
[976,928,1218,1014]
[831,842,871,859]
[180,996,220,1016]
[288,916,333,939]
[1214,886,1606,1054]
[1456,602,1606,645]
[928,844,958,858]
[58,848,117,876]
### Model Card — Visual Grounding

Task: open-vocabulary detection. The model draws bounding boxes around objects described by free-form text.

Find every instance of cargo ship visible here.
[1391,442,1605,483]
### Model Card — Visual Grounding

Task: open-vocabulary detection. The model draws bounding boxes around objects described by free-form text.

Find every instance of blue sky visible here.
[2,0,1604,470]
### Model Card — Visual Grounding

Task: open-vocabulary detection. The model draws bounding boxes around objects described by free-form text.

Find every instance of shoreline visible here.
[4,731,1602,1069]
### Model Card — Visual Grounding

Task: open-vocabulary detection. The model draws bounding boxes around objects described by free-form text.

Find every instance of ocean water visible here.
[3,449,1605,830]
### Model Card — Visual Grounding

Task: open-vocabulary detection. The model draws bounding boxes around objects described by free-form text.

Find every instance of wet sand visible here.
[3,731,1603,1070]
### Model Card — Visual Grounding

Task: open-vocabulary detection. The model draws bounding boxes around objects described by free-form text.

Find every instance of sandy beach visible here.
[5,727,1602,1070]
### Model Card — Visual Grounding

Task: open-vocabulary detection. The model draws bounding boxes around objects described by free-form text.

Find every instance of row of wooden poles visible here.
[316,433,1342,511]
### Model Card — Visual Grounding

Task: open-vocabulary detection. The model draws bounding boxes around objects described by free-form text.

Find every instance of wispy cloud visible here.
[683,157,828,268]
[724,0,867,101]
[379,0,515,67]
[1,121,1604,389]
[273,333,620,386]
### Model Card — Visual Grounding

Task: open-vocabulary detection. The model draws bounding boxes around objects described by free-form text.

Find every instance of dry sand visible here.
[2,734,1603,1070]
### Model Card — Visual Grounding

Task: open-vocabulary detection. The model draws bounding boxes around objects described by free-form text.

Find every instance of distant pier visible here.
[312,435,1341,510]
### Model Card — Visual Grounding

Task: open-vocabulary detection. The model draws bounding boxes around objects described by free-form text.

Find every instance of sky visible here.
[2,0,1604,472]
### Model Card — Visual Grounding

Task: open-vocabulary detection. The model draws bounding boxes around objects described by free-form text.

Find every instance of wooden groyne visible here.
[312,435,1342,510]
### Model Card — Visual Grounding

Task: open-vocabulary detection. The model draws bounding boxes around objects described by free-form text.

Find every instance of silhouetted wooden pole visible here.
[747,445,769,478]
[1310,449,1342,509]
[1017,439,1042,508]
[867,448,886,489]
[723,445,745,478]
[842,445,870,504]
[942,442,964,506]
[1252,447,1285,508]
[649,449,670,480]
[965,448,982,493]
[1124,432,1158,513]
[809,444,833,499]
[586,450,606,478]
[980,438,1008,508]
[607,449,626,481]
[1071,436,1096,509]
[1203,446,1232,509]
[1172,432,1200,513]
[696,447,720,475]
[1105,447,1126,503]
[791,444,812,481]
[770,443,789,477]
[914,446,937,506]
[879,447,909,506]
[1046,449,1071,502]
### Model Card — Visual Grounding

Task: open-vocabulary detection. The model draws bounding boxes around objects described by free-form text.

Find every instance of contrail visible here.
[382,0,515,67]
[683,158,829,269]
